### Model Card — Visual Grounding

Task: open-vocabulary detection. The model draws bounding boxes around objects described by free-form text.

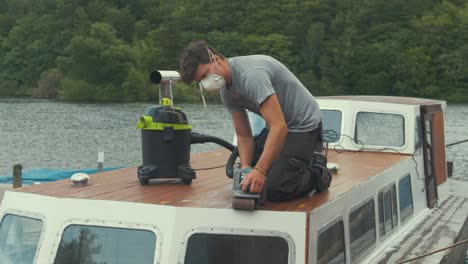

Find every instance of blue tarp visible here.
[0,167,124,185]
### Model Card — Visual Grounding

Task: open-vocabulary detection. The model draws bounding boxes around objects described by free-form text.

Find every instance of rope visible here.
[395,238,468,264]
[446,139,468,147]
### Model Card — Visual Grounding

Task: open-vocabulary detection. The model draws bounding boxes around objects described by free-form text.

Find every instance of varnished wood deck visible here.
[17,149,410,212]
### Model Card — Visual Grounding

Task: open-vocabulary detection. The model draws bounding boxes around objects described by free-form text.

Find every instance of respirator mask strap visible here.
[207,48,221,74]
[198,82,207,109]
[197,48,214,108]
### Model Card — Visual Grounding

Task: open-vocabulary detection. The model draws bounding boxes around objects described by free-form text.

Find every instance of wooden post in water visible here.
[98,151,104,173]
[13,164,23,189]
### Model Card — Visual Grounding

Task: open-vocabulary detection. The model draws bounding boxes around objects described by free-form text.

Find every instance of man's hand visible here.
[240,168,266,193]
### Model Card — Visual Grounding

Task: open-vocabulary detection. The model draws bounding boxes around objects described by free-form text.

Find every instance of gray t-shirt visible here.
[220,55,322,132]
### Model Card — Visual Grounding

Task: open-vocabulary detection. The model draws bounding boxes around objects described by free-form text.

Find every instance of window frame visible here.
[316,217,347,264]
[353,111,407,149]
[179,227,296,264]
[378,183,399,240]
[51,219,161,264]
[0,210,46,264]
[348,197,377,263]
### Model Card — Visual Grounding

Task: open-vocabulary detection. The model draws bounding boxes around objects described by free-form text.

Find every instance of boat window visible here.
[349,199,376,262]
[318,219,346,264]
[53,225,156,264]
[399,175,414,223]
[0,214,43,264]
[184,233,289,264]
[321,109,342,143]
[355,112,405,147]
[247,111,266,137]
[378,184,398,237]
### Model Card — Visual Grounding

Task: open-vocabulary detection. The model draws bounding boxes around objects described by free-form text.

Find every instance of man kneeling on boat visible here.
[180,40,331,202]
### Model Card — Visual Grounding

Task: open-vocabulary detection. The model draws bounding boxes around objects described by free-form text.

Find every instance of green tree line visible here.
[0,0,467,103]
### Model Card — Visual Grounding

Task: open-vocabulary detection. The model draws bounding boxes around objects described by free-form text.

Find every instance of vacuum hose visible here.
[190,129,267,178]
[190,132,235,152]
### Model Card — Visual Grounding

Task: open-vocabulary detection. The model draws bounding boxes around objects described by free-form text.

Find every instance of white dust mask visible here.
[199,73,226,92]
[199,49,226,92]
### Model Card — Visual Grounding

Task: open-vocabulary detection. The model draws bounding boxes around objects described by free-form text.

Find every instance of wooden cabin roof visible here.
[319,95,443,106]
[17,149,410,212]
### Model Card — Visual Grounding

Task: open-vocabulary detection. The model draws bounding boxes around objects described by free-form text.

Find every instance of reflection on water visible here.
[0,99,232,176]
[0,98,466,181]
[444,104,468,181]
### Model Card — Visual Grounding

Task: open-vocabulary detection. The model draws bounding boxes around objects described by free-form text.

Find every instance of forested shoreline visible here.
[0,0,467,103]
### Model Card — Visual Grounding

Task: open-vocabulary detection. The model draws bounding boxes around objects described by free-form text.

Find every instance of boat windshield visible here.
[322,109,343,143]
[184,233,289,264]
[0,214,43,264]
[53,225,156,264]
[355,112,405,147]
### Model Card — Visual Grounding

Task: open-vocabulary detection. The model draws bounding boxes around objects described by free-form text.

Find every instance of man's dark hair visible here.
[180,40,225,84]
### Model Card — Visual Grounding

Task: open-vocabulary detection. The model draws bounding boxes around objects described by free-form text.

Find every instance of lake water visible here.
[0,98,467,181]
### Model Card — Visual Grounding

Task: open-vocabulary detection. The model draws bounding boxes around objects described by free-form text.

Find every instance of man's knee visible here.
[265,153,332,202]
[266,157,314,202]
[265,158,288,201]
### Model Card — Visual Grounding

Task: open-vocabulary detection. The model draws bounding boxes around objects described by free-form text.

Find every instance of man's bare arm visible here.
[240,94,288,193]
[255,94,288,173]
[231,110,254,168]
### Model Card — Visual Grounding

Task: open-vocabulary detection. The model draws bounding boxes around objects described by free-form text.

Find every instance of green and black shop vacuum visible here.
[136,70,235,185]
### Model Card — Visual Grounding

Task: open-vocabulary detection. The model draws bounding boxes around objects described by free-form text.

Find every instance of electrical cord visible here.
[322,129,339,143]
[411,148,424,181]
[193,164,228,171]
[396,238,468,264]
[193,130,426,182]
[322,131,424,183]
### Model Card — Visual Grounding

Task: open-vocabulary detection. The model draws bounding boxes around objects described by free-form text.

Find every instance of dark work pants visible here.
[264,123,323,202]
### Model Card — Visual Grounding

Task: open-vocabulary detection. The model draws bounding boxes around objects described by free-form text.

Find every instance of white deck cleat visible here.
[326,162,340,173]
[70,172,90,187]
